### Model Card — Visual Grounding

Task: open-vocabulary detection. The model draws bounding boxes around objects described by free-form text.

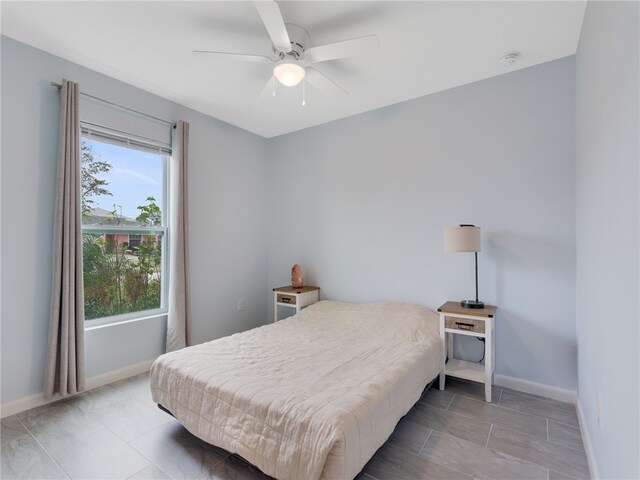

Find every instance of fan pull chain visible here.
[272,76,276,97]
[302,78,306,106]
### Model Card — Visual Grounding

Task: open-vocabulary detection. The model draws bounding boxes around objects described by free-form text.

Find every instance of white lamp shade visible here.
[444,226,481,252]
[273,61,306,87]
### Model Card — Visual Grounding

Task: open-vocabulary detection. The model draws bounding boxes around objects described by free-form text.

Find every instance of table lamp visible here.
[444,224,484,309]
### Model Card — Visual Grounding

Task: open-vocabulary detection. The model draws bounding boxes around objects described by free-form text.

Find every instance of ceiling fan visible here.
[193,1,379,102]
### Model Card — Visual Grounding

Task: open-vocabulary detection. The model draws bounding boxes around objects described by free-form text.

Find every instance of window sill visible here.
[84,309,167,331]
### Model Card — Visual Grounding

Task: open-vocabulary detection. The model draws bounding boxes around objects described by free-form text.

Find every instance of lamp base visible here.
[461,300,485,309]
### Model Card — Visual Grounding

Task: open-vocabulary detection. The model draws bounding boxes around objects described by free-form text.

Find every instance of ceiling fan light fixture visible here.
[273,60,306,87]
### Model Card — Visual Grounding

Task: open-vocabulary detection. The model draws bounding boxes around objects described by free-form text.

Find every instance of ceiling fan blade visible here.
[193,51,272,63]
[254,1,291,53]
[305,35,379,63]
[305,68,349,100]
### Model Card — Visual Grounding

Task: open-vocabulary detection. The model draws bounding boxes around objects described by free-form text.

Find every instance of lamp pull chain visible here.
[302,78,306,106]
[272,76,276,97]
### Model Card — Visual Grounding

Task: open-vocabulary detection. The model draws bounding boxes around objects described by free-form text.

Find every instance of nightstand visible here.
[273,286,320,322]
[438,301,497,402]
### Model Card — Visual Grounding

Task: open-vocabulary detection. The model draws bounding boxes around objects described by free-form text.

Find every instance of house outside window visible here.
[81,127,170,325]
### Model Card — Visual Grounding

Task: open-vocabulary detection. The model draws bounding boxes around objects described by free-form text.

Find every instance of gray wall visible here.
[267,57,578,390]
[0,36,269,404]
[575,2,639,478]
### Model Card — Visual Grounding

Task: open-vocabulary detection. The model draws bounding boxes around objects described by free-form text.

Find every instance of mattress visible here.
[150,300,441,480]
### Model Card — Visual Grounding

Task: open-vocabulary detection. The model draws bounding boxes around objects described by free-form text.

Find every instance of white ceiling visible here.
[2,1,586,138]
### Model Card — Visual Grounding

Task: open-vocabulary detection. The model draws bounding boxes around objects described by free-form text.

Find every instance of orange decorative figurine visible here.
[291,264,304,288]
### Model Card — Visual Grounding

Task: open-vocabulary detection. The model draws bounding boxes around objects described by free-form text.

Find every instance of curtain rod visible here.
[51,81,175,128]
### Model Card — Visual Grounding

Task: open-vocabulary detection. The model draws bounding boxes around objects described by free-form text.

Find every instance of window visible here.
[128,234,142,249]
[81,128,170,324]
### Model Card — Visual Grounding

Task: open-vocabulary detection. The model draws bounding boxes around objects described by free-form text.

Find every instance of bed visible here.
[150,300,442,480]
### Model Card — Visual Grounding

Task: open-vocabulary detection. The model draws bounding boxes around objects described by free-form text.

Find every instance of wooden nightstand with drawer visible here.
[273,286,320,322]
[438,301,497,402]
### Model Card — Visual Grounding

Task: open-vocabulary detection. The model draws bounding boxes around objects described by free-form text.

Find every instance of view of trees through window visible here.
[81,137,166,320]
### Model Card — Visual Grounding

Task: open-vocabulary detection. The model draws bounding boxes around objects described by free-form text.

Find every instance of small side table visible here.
[273,286,320,322]
[438,301,497,402]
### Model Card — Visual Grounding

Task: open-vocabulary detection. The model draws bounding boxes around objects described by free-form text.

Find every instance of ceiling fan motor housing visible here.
[274,23,309,60]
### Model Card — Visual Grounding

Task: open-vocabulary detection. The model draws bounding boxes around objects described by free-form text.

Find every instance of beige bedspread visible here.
[150,301,441,480]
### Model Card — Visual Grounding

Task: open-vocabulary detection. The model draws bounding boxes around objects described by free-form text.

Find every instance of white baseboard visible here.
[494,374,577,404]
[576,397,599,479]
[0,359,155,418]
[83,360,155,391]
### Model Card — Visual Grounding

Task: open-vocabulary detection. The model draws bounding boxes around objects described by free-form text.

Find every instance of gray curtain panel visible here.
[44,79,86,398]
[166,121,190,352]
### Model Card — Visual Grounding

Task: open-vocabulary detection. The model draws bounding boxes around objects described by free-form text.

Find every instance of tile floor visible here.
[1,374,590,479]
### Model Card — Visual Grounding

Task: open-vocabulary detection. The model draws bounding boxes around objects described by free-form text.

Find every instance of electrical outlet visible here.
[597,393,603,431]
[237,298,245,312]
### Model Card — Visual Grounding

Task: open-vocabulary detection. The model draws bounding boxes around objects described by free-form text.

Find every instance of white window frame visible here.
[81,125,171,328]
